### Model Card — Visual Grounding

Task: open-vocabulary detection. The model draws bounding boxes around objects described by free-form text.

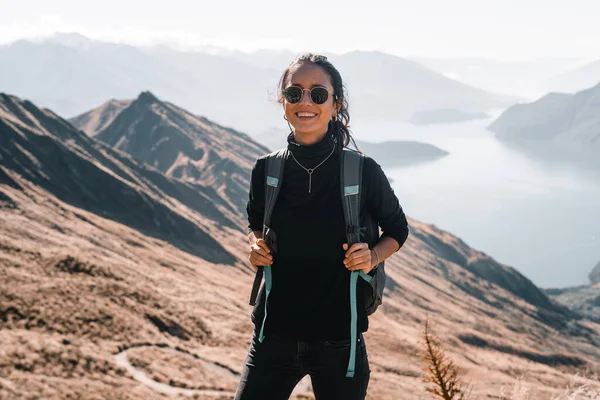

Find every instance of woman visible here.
[235,53,409,400]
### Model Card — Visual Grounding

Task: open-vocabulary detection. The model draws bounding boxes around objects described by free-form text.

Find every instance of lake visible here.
[351,115,600,289]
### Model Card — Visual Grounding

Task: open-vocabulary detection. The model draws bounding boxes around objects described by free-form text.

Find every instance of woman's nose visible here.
[298,89,312,104]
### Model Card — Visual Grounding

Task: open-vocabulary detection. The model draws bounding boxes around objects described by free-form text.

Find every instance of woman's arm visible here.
[343,156,409,273]
[365,156,409,257]
[370,236,400,268]
[246,158,273,268]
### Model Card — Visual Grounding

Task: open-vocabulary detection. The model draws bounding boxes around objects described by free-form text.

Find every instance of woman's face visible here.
[283,62,338,138]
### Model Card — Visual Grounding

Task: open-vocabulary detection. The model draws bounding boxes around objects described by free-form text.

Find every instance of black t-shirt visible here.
[246,131,409,340]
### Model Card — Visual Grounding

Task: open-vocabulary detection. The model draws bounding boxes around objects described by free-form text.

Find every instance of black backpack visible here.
[248,147,386,378]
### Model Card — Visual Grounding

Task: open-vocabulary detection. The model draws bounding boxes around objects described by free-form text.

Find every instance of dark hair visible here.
[277,53,358,150]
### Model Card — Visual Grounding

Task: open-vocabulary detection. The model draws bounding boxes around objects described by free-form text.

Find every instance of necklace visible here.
[289,145,336,193]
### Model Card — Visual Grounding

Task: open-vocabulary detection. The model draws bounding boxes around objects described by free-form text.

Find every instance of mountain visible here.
[324,51,516,122]
[591,262,600,285]
[70,91,269,215]
[1,35,513,134]
[2,95,600,399]
[548,58,600,93]
[487,83,600,169]
[414,57,583,99]
[70,98,131,135]
[0,37,277,133]
[251,127,449,168]
[0,92,246,263]
[546,262,600,324]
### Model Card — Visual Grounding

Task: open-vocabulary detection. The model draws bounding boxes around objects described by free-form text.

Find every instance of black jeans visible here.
[234,331,370,400]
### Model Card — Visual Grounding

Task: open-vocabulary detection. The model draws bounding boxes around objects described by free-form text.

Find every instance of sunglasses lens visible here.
[284,87,302,103]
[311,88,329,104]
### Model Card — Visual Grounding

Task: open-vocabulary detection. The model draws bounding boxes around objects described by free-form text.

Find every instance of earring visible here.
[332,114,338,122]
[283,114,288,121]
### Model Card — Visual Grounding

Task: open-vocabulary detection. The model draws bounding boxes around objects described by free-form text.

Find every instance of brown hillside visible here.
[1,94,600,399]
[70,91,270,215]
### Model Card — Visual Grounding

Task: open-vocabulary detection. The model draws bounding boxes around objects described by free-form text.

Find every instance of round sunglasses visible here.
[284,86,336,105]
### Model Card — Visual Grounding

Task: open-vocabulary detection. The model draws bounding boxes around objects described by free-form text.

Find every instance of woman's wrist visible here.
[370,248,380,269]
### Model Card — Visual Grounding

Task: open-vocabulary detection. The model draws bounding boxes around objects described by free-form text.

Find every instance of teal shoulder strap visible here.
[340,148,372,378]
[264,148,287,232]
[248,148,287,343]
[248,148,287,308]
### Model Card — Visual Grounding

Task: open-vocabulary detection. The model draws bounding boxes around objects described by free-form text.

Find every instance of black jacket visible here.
[246,132,409,340]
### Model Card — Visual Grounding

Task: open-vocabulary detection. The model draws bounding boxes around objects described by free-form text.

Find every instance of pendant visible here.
[308,170,313,193]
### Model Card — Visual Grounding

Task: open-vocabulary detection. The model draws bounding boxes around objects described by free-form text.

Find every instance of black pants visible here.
[234,331,370,400]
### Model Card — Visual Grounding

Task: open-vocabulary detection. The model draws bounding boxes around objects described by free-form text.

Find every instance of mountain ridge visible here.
[70,91,270,215]
[1,35,513,133]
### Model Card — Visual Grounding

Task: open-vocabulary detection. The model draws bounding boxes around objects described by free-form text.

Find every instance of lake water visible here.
[351,115,600,289]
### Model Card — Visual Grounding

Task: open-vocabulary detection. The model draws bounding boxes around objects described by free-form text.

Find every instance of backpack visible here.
[247,147,386,378]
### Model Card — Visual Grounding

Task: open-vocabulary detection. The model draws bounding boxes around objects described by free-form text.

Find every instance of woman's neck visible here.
[292,126,329,146]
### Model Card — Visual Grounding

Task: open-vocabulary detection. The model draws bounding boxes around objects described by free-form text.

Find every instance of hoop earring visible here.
[283,114,288,121]
[332,114,338,122]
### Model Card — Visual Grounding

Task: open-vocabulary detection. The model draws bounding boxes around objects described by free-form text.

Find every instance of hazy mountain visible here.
[326,51,515,122]
[545,262,600,324]
[548,58,600,93]
[0,36,278,133]
[228,50,516,116]
[70,91,269,215]
[251,127,449,168]
[409,109,489,126]
[414,57,584,99]
[1,35,512,135]
[2,95,600,398]
[487,83,600,169]
[71,98,131,135]
[592,262,600,285]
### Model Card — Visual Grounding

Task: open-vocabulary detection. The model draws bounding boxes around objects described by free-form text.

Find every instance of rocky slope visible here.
[1,95,600,399]
[0,93,244,263]
[70,91,269,215]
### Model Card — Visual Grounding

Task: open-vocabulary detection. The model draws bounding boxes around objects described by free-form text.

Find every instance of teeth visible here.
[297,112,316,117]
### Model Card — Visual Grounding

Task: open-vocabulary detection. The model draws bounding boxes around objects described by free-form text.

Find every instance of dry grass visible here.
[420,316,600,400]
[497,373,600,399]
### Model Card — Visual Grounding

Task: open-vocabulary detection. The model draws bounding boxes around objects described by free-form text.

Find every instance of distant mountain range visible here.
[487,82,600,169]
[548,58,600,94]
[2,92,600,398]
[0,33,514,135]
[415,57,585,99]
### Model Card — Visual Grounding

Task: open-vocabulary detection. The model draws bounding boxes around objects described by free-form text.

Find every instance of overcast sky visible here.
[1,0,599,60]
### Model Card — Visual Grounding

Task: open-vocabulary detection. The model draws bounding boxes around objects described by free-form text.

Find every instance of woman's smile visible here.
[296,111,318,120]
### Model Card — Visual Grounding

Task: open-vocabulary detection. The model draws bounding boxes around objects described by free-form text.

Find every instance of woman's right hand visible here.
[249,238,273,269]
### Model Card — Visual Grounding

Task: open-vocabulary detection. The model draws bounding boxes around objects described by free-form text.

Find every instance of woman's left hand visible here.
[342,243,374,274]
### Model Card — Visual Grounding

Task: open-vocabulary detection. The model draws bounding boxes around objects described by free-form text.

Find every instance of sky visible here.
[1,0,599,60]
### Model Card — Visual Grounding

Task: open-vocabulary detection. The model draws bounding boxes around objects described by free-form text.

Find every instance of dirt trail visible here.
[115,345,313,398]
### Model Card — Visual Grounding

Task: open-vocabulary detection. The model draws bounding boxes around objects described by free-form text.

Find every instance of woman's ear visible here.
[334,99,342,115]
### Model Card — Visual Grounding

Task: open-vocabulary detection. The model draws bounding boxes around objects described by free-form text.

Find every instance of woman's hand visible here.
[249,238,273,269]
[342,243,375,274]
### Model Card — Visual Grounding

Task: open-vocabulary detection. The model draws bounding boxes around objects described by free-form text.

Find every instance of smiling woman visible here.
[235,53,410,400]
